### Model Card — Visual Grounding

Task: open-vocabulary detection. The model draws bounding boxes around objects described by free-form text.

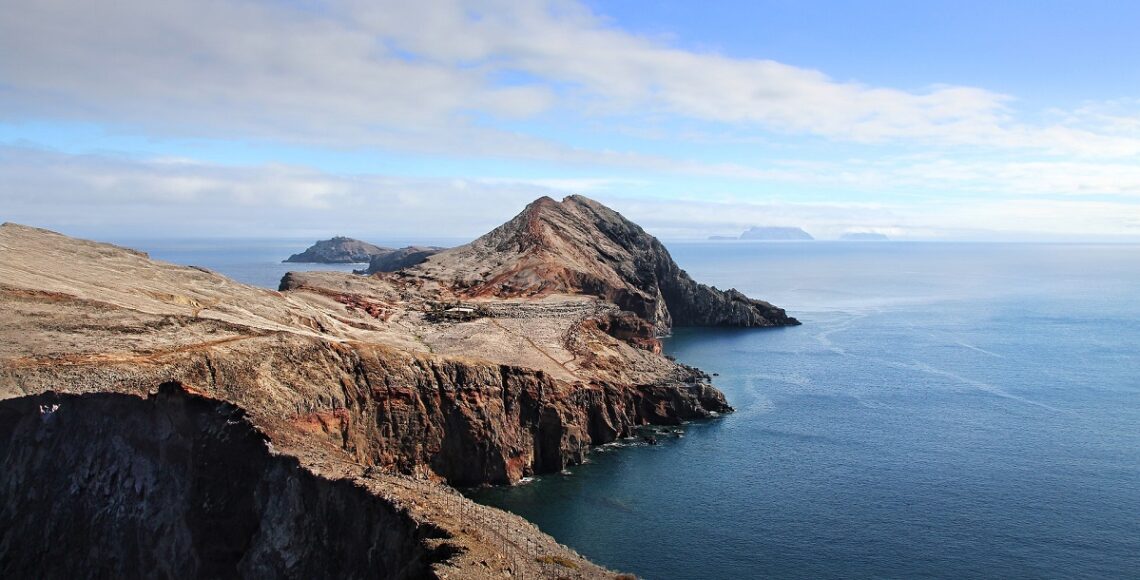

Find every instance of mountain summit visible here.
[408,195,799,331]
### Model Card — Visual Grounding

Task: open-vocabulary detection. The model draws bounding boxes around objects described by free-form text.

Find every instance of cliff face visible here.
[356,246,445,275]
[0,385,444,579]
[284,236,391,263]
[409,195,798,332]
[0,195,789,578]
[3,331,728,488]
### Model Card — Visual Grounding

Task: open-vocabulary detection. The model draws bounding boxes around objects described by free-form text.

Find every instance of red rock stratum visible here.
[0,196,796,578]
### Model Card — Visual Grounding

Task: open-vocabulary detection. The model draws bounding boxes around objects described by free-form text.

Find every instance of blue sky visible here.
[2,0,1138,240]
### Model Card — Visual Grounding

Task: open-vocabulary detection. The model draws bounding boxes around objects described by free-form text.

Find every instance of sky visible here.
[2,0,1139,241]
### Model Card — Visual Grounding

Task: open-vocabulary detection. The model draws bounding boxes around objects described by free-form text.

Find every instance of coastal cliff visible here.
[3,330,727,487]
[0,198,792,577]
[408,195,799,332]
[0,385,444,579]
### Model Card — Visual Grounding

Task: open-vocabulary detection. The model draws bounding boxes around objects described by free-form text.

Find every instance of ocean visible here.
[128,238,1140,579]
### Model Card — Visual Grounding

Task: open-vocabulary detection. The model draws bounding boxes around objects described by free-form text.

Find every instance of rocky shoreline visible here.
[0,197,796,578]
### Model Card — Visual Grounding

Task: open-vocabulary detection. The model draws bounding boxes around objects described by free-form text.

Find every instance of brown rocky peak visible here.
[408,195,799,332]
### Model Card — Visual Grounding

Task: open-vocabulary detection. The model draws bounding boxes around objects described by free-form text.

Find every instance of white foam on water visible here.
[954,340,1006,359]
[899,360,1066,414]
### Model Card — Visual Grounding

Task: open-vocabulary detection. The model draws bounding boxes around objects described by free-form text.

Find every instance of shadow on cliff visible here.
[0,383,455,579]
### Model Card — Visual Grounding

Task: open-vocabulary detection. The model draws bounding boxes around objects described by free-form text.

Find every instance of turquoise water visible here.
[468,242,1140,579]
[129,238,1140,578]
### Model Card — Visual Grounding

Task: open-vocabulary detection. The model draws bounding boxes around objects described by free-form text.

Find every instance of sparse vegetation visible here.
[535,554,580,569]
[424,300,490,322]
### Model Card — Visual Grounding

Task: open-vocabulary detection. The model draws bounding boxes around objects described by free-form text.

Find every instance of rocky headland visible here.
[406,195,798,333]
[284,236,391,263]
[0,197,797,578]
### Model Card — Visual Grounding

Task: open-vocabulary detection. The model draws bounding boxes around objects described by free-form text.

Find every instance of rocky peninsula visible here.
[0,196,797,578]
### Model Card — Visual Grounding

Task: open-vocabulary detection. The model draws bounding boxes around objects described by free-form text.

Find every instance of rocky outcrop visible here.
[355,246,445,275]
[284,236,391,263]
[0,194,792,578]
[3,330,728,488]
[0,384,446,579]
[409,195,799,332]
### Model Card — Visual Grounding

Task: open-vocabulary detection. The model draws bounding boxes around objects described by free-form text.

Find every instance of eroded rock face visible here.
[356,246,446,275]
[0,384,443,579]
[284,236,391,263]
[4,334,729,487]
[0,193,786,578]
[408,195,799,332]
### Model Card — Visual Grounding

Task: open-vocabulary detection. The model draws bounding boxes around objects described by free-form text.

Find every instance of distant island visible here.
[709,226,814,241]
[840,232,890,241]
[283,236,390,263]
[286,237,446,271]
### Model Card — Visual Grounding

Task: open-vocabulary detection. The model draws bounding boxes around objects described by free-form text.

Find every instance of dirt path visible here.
[488,318,580,379]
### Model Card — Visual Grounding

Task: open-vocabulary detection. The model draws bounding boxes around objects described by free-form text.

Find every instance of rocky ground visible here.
[356,246,446,274]
[407,195,799,332]
[0,197,794,578]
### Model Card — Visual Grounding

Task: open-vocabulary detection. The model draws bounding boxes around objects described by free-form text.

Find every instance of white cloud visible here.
[3,2,1139,240]
[2,0,1138,160]
[0,146,548,237]
[610,195,1140,241]
[3,146,1138,241]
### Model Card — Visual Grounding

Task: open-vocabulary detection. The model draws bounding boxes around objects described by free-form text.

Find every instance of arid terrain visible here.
[0,196,796,578]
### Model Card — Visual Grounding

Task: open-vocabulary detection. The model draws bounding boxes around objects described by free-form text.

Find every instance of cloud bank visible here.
[4,0,1137,157]
[1,0,1138,239]
[4,147,1138,241]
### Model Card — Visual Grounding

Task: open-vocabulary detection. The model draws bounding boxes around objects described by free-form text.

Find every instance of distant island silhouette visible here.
[840,232,890,241]
[709,226,814,240]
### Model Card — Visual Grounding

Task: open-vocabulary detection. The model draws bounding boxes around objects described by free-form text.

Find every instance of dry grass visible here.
[536,554,580,569]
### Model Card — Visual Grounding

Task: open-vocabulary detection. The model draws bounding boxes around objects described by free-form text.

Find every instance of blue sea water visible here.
[130,239,1140,579]
[111,236,463,289]
[468,242,1140,579]
[113,237,363,288]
